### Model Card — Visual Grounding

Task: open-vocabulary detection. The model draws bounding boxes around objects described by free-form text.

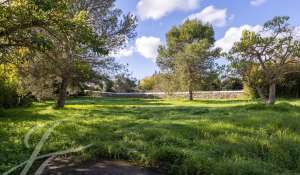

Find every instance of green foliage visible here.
[112,74,137,93]
[243,71,300,99]
[1,0,137,107]
[243,83,258,99]
[139,71,228,92]
[221,77,243,91]
[139,75,157,91]
[0,64,32,108]
[228,16,300,105]
[138,73,168,92]
[0,0,71,57]
[140,73,182,93]
[277,72,300,98]
[157,20,220,99]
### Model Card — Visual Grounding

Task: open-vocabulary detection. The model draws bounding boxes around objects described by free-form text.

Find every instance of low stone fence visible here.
[84,90,244,99]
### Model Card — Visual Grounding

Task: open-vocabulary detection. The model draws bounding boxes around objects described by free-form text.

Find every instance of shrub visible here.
[0,64,32,108]
[243,83,258,100]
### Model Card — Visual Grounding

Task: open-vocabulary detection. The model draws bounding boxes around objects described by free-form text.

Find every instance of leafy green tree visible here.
[10,0,137,108]
[112,73,137,93]
[218,66,243,91]
[0,0,96,106]
[242,66,300,99]
[139,76,157,91]
[221,77,243,90]
[200,72,222,91]
[138,72,164,92]
[0,0,76,61]
[138,73,181,93]
[229,16,300,105]
[0,63,32,108]
[157,20,220,100]
[277,71,300,98]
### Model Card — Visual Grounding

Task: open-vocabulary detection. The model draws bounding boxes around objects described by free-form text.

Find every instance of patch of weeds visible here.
[191,108,210,115]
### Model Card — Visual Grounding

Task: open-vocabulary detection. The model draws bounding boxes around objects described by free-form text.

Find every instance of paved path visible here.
[42,158,162,175]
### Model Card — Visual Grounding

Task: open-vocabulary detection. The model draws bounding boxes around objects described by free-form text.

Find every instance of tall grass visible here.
[1,98,300,174]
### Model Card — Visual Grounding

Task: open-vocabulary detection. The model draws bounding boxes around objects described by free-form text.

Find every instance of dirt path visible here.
[42,158,162,175]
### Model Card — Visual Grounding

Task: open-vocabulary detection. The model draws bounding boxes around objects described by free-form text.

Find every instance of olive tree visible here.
[229,16,300,105]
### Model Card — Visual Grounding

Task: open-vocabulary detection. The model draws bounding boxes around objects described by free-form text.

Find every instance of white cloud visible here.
[215,25,263,52]
[294,26,300,39]
[136,36,162,59]
[250,0,267,6]
[110,47,135,58]
[186,6,228,27]
[137,0,199,20]
[216,25,300,52]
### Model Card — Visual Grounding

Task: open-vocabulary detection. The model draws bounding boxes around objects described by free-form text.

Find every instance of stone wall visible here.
[85,90,244,99]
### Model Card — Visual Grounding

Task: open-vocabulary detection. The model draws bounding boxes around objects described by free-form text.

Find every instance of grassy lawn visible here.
[1,97,300,175]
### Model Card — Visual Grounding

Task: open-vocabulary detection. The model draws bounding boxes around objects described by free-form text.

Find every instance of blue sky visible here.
[114,0,300,79]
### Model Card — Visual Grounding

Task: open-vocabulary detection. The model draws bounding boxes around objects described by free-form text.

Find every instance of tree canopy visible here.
[0,0,137,108]
[229,16,300,105]
[157,20,220,100]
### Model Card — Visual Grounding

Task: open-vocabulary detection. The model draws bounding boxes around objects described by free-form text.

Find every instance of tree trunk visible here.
[255,86,267,102]
[57,77,68,108]
[188,89,193,101]
[267,82,276,105]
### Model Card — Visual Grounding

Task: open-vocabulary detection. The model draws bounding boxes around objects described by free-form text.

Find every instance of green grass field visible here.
[1,97,300,175]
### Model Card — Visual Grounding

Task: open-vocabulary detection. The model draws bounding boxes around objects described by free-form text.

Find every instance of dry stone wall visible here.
[85,90,244,99]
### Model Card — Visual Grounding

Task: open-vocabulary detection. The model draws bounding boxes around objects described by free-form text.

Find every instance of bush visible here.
[0,80,19,108]
[243,83,258,99]
[243,72,300,100]
[221,77,243,90]
[0,64,32,108]
[139,75,157,91]
[112,74,137,93]
[277,72,300,98]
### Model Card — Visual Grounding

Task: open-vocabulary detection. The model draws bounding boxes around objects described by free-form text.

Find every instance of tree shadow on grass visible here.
[65,97,172,106]
[58,102,300,174]
[191,99,253,104]
[61,101,300,129]
[0,108,59,175]
[0,106,55,121]
[2,99,300,174]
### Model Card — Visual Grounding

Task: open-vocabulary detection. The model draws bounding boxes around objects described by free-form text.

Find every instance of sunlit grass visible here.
[1,97,300,174]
